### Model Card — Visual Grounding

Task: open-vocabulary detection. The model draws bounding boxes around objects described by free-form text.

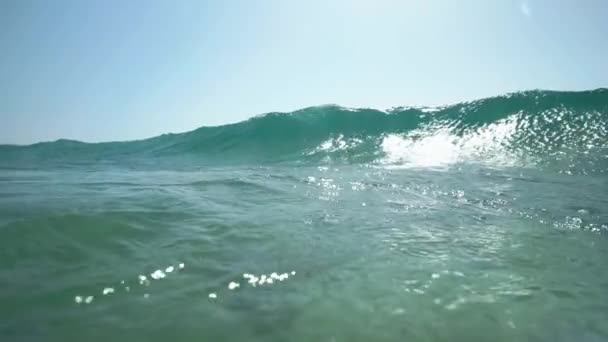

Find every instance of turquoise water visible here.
[1,89,608,341]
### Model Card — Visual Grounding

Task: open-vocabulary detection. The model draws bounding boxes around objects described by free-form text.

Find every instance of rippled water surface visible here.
[2,90,607,341]
[1,163,607,342]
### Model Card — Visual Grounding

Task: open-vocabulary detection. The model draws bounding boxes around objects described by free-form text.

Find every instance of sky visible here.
[1,0,607,144]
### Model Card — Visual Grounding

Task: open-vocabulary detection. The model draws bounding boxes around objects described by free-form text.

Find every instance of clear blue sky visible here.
[1,0,606,144]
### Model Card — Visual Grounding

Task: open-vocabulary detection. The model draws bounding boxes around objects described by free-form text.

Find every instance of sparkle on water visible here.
[102,287,114,295]
[71,263,297,312]
[73,263,188,305]
[2,91,608,341]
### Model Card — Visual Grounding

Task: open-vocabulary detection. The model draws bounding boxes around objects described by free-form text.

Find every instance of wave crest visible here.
[2,89,607,172]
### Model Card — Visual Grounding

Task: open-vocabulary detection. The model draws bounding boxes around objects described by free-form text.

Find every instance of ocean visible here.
[1,89,607,341]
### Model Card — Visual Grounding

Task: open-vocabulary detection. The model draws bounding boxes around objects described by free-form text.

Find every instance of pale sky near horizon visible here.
[1,0,607,144]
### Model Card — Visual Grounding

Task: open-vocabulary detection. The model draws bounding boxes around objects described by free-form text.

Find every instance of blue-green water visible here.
[1,89,608,341]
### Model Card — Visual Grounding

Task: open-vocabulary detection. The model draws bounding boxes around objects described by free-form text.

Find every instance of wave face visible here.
[1,89,607,172]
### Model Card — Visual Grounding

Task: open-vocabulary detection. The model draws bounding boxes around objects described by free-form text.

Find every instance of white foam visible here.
[102,287,115,295]
[308,134,363,155]
[380,118,519,169]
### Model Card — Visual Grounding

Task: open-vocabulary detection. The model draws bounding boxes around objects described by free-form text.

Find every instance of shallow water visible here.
[1,163,607,342]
